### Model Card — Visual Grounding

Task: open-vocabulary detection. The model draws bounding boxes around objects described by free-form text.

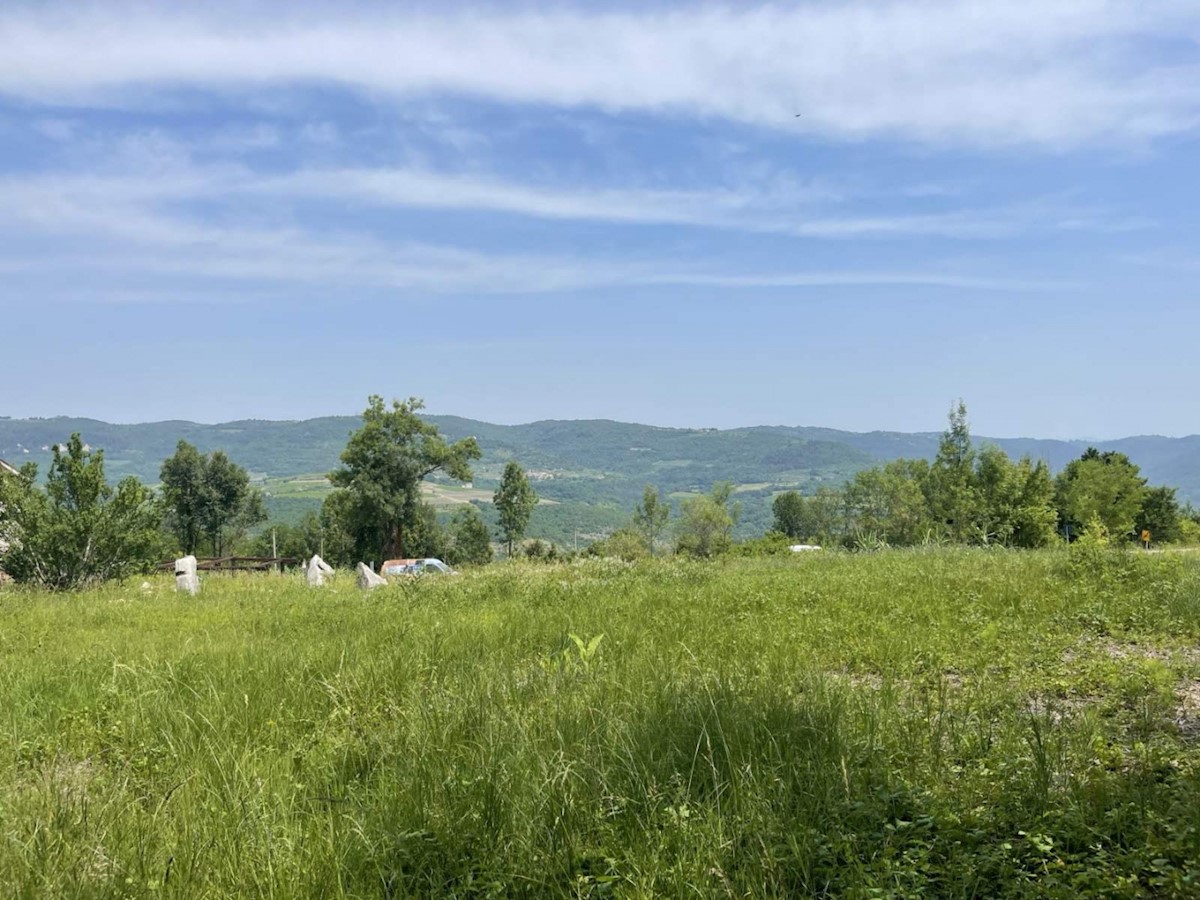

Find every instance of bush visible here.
[0,435,164,590]
[586,527,649,562]
[731,530,795,557]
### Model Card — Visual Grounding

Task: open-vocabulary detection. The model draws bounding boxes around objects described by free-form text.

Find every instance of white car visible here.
[380,557,458,576]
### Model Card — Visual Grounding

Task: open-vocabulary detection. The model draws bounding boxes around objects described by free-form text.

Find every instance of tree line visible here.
[0,395,545,588]
[3,398,1197,589]
[770,402,1195,549]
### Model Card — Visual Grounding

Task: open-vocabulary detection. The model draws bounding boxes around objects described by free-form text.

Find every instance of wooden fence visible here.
[159,556,301,574]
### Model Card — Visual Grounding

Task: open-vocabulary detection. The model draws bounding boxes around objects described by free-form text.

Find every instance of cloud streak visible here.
[0,179,1057,299]
[0,159,1124,245]
[2,1,1198,148]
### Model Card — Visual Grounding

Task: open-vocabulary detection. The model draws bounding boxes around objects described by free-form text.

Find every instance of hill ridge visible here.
[2,415,1198,541]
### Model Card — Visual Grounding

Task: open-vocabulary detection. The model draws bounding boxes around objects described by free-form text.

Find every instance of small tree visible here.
[445,505,493,566]
[675,482,740,558]
[494,461,538,557]
[0,434,163,590]
[924,400,981,542]
[632,485,670,555]
[771,491,807,539]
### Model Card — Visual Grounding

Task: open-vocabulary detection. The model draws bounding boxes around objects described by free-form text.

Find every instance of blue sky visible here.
[1,1,1198,438]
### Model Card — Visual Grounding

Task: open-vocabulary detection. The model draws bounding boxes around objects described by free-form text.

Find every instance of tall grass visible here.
[1,548,1199,897]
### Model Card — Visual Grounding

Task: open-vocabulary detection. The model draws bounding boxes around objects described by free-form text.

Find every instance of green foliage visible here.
[830,406,1058,550]
[675,481,740,558]
[1056,448,1148,538]
[246,512,325,560]
[974,446,1059,548]
[158,440,206,554]
[327,396,481,561]
[0,434,163,589]
[731,530,796,556]
[846,458,934,546]
[160,441,266,556]
[1139,485,1182,544]
[444,505,493,567]
[773,485,845,545]
[493,461,538,556]
[314,489,360,567]
[521,538,561,562]
[924,399,982,542]
[1179,506,1200,545]
[631,484,669,555]
[771,490,806,538]
[586,526,650,562]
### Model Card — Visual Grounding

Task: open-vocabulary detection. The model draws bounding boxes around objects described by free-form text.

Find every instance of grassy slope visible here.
[2,549,1199,896]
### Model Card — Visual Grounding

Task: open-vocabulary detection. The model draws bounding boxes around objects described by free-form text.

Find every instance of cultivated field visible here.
[2,550,1199,897]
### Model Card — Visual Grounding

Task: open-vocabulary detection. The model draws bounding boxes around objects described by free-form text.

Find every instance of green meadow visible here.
[2,549,1199,897]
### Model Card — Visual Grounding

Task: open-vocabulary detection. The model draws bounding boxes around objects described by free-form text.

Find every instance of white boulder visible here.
[356,562,388,590]
[174,555,200,595]
[306,555,335,587]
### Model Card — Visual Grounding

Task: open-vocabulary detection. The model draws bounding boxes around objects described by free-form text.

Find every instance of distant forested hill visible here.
[2,414,1198,542]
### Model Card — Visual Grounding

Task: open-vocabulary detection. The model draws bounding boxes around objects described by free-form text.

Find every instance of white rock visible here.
[306,554,335,587]
[174,556,200,595]
[356,562,388,590]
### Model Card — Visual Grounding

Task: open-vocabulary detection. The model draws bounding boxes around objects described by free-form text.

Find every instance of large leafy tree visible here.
[159,440,206,555]
[160,441,265,556]
[845,459,933,546]
[493,461,538,557]
[974,446,1057,548]
[202,451,265,556]
[1055,448,1147,538]
[327,396,481,561]
[0,434,163,590]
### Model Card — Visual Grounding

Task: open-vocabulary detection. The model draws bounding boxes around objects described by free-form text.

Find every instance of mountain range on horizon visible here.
[3,412,1199,543]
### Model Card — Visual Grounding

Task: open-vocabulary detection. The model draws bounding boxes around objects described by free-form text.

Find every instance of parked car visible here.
[380,557,458,577]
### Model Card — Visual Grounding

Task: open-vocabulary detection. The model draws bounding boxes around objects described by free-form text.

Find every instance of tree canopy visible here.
[327,396,481,561]
[160,441,265,556]
[1055,449,1147,538]
[675,482,740,558]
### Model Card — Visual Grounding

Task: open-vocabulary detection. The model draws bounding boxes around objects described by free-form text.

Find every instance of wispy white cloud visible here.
[1,2,1198,148]
[0,174,1057,299]
[0,158,1124,244]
